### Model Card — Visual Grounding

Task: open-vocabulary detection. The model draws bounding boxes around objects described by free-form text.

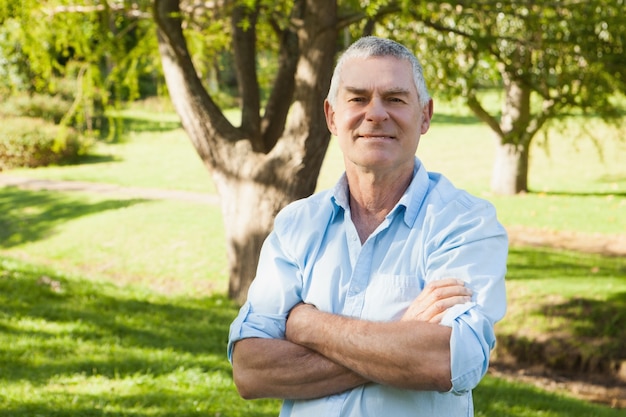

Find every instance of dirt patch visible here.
[488,362,626,409]
[507,225,626,257]
[502,226,626,408]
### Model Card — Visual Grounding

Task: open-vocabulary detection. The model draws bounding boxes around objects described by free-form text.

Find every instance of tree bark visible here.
[490,138,529,195]
[153,0,338,303]
[213,172,296,302]
[490,72,532,195]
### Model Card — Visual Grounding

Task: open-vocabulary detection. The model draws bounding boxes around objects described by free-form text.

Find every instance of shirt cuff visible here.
[227,302,287,363]
[441,303,494,394]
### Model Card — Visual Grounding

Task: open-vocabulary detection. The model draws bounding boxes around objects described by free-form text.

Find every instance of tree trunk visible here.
[153,0,338,302]
[212,173,296,303]
[490,70,532,195]
[490,138,529,195]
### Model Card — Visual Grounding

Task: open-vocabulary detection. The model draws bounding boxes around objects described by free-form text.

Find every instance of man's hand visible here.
[401,278,472,323]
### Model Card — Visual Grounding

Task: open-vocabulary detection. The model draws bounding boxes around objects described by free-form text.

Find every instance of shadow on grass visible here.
[100,115,181,143]
[506,247,626,280]
[0,262,235,382]
[0,257,284,416]
[474,375,624,417]
[0,188,148,248]
[118,117,181,133]
[68,153,120,166]
[500,246,626,381]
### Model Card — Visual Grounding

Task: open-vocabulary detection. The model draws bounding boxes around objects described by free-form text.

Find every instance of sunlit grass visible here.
[475,375,622,417]
[0,253,623,416]
[0,188,228,295]
[0,99,624,416]
[0,256,280,416]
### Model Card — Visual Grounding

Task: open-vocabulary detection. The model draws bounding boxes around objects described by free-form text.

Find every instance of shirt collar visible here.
[329,173,349,222]
[329,157,429,228]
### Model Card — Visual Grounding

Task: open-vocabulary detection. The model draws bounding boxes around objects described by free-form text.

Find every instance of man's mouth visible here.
[358,134,395,140]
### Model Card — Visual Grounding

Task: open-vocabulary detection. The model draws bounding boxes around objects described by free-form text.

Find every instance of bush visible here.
[0,117,93,170]
[0,91,109,139]
[0,93,73,124]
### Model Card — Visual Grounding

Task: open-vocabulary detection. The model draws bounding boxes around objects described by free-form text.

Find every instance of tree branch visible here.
[232,3,262,140]
[153,0,241,152]
[260,0,303,151]
[467,93,504,137]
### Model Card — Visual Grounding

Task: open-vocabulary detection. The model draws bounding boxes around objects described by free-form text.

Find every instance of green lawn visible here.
[0,256,279,417]
[0,101,624,416]
[0,251,623,416]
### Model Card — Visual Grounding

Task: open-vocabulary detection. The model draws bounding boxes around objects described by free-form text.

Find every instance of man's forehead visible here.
[338,57,416,95]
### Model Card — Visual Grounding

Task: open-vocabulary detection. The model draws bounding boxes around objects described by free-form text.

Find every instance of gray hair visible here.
[326,36,431,108]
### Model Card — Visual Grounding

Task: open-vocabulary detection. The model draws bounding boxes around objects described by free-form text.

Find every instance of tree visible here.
[154,0,625,301]
[153,0,408,302]
[1,0,397,303]
[3,0,623,303]
[0,0,160,134]
[153,0,341,303]
[392,0,625,194]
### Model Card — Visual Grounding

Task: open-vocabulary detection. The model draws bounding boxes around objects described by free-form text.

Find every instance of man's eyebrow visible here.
[343,86,411,95]
[383,87,411,96]
[343,86,368,95]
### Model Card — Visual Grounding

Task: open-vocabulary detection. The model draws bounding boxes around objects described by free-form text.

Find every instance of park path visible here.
[0,174,220,205]
[1,173,625,256]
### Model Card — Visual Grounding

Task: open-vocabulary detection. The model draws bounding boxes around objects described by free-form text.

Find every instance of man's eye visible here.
[349,97,365,102]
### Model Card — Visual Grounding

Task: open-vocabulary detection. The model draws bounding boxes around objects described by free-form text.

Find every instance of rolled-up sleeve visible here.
[442,306,500,394]
[227,211,304,363]
[426,198,508,394]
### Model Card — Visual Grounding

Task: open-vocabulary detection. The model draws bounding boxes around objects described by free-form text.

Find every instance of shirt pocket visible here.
[361,274,423,321]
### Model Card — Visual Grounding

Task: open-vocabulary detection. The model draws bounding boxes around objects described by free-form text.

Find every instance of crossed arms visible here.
[231,278,472,400]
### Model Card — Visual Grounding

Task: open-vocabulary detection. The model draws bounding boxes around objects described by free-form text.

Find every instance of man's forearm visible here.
[231,337,368,400]
[286,305,452,392]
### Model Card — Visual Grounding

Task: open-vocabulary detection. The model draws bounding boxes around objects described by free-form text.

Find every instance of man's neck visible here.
[347,167,413,243]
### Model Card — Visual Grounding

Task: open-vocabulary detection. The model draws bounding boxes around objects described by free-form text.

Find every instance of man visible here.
[228,36,507,416]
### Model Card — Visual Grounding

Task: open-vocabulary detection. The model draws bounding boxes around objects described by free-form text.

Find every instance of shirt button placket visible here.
[344,240,373,318]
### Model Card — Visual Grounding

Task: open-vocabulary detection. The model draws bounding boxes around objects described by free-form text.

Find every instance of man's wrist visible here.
[286,303,319,346]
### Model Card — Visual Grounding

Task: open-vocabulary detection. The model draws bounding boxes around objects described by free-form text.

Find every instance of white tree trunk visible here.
[491,139,529,195]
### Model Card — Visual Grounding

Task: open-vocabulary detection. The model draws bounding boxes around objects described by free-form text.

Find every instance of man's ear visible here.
[420,99,434,134]
[324,100,337,135]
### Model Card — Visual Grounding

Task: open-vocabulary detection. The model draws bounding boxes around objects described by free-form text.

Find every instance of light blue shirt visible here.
[228,158,508,417]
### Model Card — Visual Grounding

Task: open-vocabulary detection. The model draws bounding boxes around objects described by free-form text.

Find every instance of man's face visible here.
[325,56,432,174]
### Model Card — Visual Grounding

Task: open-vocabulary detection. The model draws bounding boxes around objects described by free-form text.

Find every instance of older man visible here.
[228,36,507,416]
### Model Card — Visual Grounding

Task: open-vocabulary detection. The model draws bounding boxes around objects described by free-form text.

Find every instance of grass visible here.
[0,188,228,295]
[8,131,216,194]
[499,247,626,370]
[474,375,623,417]
[0,255,623,416]
[0,256,280,416]
[0,99,625,415]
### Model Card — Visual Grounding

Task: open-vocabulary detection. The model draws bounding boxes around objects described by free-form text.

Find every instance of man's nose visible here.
[365,97,388,122]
